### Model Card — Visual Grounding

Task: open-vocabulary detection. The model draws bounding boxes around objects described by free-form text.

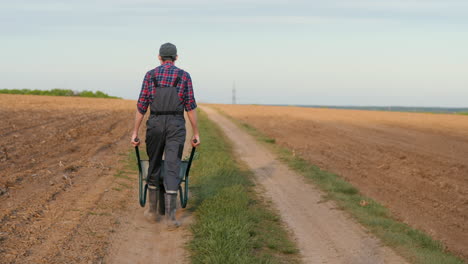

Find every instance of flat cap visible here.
[159,42,177,57]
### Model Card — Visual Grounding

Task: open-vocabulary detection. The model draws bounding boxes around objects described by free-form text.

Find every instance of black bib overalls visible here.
[145,70,186,193]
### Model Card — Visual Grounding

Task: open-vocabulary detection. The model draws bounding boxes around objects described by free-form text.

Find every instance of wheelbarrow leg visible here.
[158,184,165,216]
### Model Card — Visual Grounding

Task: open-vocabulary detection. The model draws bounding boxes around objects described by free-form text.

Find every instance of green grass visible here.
[241,123,276,144]
[113,170,132,180]
[88,211,111,216]
[188,110,300,264]
[214,107,465,264]
[457,112,468,116]
[117,182,132,189]
[0,88,120,98]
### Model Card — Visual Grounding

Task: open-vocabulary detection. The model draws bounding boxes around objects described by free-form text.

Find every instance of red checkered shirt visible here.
[137,61,197,114]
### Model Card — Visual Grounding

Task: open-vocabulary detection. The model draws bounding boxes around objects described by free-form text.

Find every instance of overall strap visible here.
[172,70,184,87]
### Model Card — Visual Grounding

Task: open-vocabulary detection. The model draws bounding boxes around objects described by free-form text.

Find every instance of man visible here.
[131,43,200,229]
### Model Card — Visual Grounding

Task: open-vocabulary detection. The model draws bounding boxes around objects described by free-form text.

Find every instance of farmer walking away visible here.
[131,43,200,229]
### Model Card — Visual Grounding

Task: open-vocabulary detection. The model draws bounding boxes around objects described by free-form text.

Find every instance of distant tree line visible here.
[0,89,120,99]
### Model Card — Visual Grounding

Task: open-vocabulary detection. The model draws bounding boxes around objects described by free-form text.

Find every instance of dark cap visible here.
[159,43,177,57]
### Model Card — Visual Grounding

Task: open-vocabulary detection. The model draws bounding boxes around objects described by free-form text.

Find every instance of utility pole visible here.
[232,81,236,105]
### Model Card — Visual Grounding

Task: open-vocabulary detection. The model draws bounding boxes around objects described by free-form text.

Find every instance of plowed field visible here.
[211,104,468,260]
[0,95,135,263]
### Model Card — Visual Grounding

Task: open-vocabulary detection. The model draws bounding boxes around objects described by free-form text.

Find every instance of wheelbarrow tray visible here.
[137,149,194,208]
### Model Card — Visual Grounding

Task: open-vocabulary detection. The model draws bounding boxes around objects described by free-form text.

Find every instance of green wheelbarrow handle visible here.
[134,138,148,207]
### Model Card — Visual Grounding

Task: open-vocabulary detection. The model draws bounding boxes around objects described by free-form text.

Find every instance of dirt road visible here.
[211,104,468,260]
[202,105,407,264]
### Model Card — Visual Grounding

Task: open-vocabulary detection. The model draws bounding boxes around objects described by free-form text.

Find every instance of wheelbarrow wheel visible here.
[138,160,149,207]
[179,175,189,208]
[178,147,195,208]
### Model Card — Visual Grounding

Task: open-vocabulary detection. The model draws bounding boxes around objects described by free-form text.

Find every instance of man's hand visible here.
[131,134,140,147]
[191,134,200,147]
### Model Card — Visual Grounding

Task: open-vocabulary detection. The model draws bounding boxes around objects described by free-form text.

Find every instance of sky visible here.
[1,0,467,107]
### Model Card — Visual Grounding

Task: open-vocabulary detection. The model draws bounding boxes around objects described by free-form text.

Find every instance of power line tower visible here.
[232,81,236,104]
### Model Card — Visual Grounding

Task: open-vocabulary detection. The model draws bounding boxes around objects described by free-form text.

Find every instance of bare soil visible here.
[210,104,468,260]
[0,95,192,264]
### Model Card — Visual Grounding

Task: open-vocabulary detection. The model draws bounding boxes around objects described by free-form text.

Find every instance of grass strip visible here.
[213,107,465,264]
[188,109,300,264]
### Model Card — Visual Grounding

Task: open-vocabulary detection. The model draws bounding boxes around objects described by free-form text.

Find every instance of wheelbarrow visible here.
[134,138,196,209]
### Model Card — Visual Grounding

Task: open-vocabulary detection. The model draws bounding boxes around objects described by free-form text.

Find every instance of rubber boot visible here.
[165,193,180,229]
[144,186,159,222]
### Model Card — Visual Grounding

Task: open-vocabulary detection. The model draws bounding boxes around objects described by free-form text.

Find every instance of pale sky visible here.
[1,0,467,107]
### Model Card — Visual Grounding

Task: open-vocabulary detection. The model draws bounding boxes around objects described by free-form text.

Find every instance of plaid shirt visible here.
[137,61,197,114]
